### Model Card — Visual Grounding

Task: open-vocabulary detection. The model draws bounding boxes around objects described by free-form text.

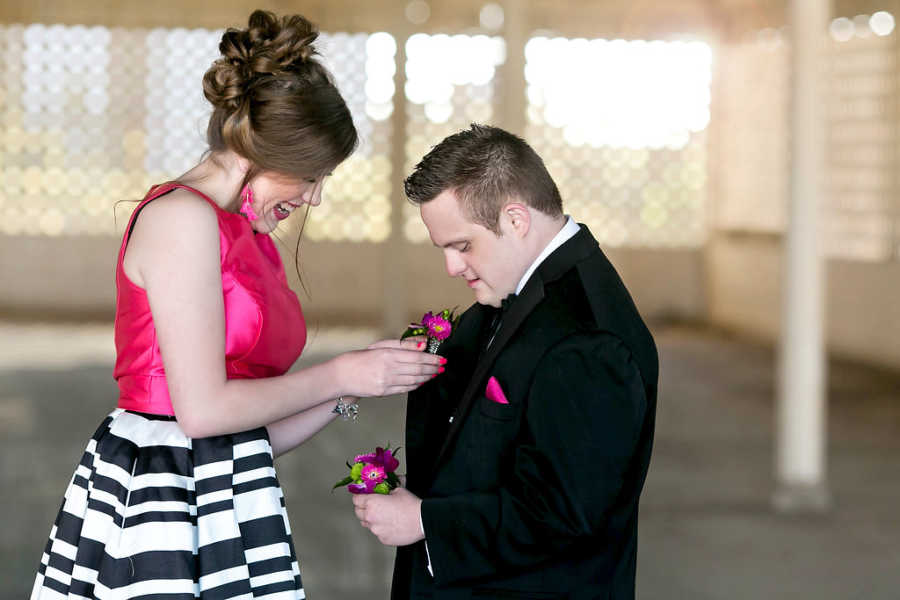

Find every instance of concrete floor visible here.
[2,322,898,599]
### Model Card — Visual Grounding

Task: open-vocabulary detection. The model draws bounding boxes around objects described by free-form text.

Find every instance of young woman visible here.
[31,11,442,599]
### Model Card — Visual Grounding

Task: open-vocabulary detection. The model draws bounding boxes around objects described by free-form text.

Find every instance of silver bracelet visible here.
[332,396,359,421]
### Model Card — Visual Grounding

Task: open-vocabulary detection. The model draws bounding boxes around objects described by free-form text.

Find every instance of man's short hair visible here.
[404,124,563,234]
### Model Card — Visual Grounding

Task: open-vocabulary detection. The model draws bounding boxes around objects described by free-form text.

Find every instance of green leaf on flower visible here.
[373,482,391,495]
[331,476,354,491]
[400,326,427,341]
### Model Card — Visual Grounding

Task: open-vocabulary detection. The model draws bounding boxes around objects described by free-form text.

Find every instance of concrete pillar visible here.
[774,0,830,512]
[497,0,529,137]
[382,19,412,335]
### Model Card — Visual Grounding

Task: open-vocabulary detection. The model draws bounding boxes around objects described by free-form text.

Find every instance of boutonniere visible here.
[332,445,402,495]
[401,307,460,353]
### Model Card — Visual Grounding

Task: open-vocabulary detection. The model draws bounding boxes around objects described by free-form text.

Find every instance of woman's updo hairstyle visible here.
[203,10,357,182]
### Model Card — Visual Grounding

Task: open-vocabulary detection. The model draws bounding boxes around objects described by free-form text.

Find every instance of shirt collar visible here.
[515,216,580,295]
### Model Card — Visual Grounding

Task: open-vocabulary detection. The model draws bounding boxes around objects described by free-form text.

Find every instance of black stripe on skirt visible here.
[31,409,305,599]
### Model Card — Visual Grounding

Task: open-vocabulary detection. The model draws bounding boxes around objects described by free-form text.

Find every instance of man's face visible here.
[421,189,527,307]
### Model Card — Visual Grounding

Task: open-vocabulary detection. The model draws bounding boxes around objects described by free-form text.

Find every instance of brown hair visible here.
[203,10,358,183]
[202,10,357,287]
[404,124,563,234]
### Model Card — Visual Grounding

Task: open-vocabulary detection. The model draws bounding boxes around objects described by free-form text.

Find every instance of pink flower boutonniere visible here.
[401,308,460,353]
[333,445,402,495]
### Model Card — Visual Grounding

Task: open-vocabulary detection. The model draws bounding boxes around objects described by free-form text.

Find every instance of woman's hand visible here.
[335,338,445,398]
[369,335,426,350]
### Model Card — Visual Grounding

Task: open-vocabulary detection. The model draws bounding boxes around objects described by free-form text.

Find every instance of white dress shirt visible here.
[515,216,580,295]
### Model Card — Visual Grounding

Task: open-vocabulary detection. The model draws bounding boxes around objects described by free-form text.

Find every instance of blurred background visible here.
[1,0,898,598]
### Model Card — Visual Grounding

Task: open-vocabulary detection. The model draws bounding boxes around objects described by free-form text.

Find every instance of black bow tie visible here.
[483,293,517,352]
[499,293,517,314]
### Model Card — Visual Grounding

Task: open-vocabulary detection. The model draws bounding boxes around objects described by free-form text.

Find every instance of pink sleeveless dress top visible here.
[114,182,307,416]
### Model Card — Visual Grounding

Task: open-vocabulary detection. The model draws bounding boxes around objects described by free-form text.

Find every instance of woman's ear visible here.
[234,154,252,175]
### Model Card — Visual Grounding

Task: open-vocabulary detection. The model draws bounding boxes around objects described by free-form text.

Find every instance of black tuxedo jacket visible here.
[392,225,658,600]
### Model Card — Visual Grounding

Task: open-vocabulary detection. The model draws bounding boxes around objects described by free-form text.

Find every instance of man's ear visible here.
[503,203,531,238]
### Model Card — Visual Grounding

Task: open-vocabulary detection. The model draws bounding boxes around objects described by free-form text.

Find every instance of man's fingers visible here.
[353,496,370,524]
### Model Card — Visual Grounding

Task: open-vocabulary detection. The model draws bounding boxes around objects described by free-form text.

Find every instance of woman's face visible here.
[246,171,327,233]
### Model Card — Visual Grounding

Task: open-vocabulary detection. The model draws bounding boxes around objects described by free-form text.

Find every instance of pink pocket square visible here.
[485,376,509,404]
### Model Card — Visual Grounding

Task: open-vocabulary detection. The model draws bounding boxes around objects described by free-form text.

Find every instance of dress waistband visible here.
[116,374,176,416]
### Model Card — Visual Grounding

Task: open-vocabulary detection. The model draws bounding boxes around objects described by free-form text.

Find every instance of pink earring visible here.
[239,185,260,222]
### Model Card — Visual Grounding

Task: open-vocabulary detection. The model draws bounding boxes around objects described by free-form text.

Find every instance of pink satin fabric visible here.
[114,182,307,416]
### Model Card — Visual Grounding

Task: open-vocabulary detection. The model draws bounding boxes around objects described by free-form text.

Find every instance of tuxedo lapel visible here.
[433,280,544,466]
[413,303,489,476]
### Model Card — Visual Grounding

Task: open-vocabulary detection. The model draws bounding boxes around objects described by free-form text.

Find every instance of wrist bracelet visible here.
[332,396,359,421]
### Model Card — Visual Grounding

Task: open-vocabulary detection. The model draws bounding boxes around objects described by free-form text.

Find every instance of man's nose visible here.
[444,251,465,277]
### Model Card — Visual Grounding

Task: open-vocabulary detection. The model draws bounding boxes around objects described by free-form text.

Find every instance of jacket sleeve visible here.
[419,332,649,586]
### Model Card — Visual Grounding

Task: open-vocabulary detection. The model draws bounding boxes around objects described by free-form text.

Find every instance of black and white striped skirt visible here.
[31,409,305,599]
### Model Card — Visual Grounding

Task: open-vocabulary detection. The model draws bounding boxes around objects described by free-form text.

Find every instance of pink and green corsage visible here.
[402,308,460,353]
[333,445,402,495]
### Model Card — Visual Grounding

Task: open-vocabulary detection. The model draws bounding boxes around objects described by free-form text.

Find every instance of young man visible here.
[353,124,658,599]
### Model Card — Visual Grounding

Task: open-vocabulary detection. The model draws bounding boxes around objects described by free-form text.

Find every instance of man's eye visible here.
[460,243,470,252]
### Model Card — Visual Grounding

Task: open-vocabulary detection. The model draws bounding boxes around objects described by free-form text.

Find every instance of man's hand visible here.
[352,487,425,547]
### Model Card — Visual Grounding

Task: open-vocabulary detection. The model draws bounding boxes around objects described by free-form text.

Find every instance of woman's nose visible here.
[304,179,324,206]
